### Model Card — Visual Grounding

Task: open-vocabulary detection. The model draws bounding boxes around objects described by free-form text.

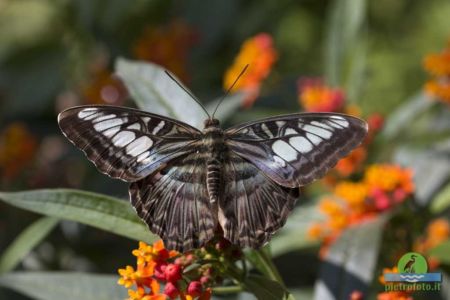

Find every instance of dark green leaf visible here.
[0,217,59,274]
[0,272,126,300]
[244,274,292,300]
[0,189,156,243]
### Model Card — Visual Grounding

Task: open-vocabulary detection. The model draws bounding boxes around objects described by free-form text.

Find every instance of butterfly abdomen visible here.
[203,121,225,203]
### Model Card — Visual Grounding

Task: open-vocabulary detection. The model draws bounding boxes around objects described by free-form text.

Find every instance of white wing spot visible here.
[94,118,127,132]
[329,118,349,128]
[306,132,322,145]
[261,123,273,138]
[103,127,120,138]
[127,123,141,130]
[112,131,135,147]
[93,114,116,123]
[142,117,151,123]
[126,136,153,156]
[311,121,334,131]
[285,127,298,135]
[272,140,298,162]
[276,121,286,127]
[77,108,98,119]
[303,124,332,139]
[273,155,286,168]
[152,121,165,134]
[289,136,313,153]
[136,151,150,163]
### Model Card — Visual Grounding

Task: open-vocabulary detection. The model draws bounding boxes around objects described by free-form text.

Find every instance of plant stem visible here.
[212,285,243,294]
[254,248,286,288]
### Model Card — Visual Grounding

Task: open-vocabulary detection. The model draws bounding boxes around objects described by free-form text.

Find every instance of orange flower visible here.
[307,223,325,239]
[414,218,450,269]
[82,69,127,105]
[128,286,166,300]
[334,181,368,210]
[298,78,345,112]
[132,20,196,82]
[0,122,37,180]
[423,40,450,103]
[377,292,413,300]
[223,33,277,108]
[334,147,367,177]
[364,164,414,195]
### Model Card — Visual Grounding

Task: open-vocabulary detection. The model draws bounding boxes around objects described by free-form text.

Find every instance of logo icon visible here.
[384,252,441,283]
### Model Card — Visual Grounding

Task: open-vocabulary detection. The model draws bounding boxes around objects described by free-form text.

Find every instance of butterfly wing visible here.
[129,151,217,252]
[58,105,202,182]
[219,153,299,248]
[225,113,368,188]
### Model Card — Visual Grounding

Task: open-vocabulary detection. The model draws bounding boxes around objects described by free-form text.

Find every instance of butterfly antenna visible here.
[211,64,249,119]
[164,70,211,118]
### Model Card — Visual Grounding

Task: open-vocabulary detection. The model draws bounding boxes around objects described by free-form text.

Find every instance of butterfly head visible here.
[204,118,220,129]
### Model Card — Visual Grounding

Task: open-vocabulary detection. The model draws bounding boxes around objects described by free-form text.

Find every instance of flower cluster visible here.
[423,40,450,103]
[308,164,414,256]
[223,33,277,108]
[297,78,345,112]
[0,123,37,181]
[118,238,242,300]
[132,20,196,82]
[414,218,450,270]
[376,267,413,300]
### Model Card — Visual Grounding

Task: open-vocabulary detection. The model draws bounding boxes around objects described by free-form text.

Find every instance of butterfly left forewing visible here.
[58,105,202,182]
[225,113,368,188]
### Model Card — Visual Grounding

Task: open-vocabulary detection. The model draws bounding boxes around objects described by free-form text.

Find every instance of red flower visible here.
[187,281,203,297]
[164,264,182,282]
[164,282,179,299]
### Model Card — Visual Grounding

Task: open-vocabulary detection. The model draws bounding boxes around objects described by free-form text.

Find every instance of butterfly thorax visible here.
[203,119,225,203]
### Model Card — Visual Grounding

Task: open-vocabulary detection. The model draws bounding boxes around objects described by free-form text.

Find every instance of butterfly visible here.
[58,102,367,252]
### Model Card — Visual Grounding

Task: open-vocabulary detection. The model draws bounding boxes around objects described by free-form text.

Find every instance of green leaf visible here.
[315,215,388,300]
[115,58,206,128]
[324,0,368,87]
[0,217,59,274]
[244,274,293,300]
[431,183,450,213]
[245,248,284,285]
[429,240,450,265]
[0,272,126,300]
[382,92,434,140]
[0,189,156,243]
[270,202,322,257]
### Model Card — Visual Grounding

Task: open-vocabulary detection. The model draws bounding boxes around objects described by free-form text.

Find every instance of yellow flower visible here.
[223,33,277,107]
[118,266,138,288]
[364,164,414,194]
[334,181,368,210]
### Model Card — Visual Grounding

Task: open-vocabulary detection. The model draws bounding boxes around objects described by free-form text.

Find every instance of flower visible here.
[423,40,450,103]
[414,218,449,269]
[82,68,127,105]
[223,33,277,108]
[0,122,38,180]
[309,164,414,250]
[334,147,368,177]
[297,78,345,112]
[132,20,196,82]
[377,292,413,300]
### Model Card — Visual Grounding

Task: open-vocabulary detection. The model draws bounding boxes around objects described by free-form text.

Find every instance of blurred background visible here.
[0,0,450,299]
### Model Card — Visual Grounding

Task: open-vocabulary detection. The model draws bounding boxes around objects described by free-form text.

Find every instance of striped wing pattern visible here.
[219,153,299,248]
[129,152,217,251]
[58,105,201,182]
[59,105,368,252]
[226,113,368,188]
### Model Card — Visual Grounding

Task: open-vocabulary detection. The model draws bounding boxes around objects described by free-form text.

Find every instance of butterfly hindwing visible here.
[225,113,368,188]
[219,153,299,248]
[58,105,202,182]
[129,151,217,252]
